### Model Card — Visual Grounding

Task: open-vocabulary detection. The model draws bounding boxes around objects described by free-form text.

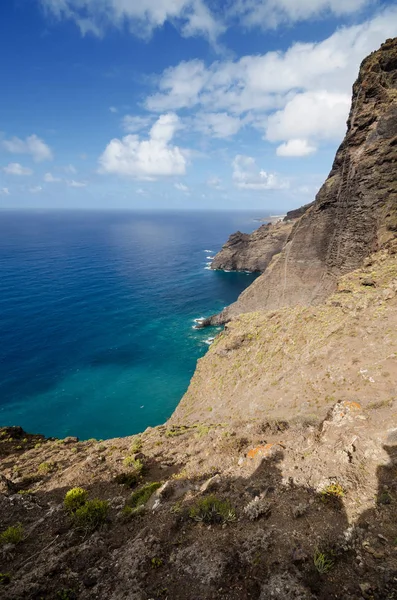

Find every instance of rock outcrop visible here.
[210,220,293,272]
[204,38,397,326]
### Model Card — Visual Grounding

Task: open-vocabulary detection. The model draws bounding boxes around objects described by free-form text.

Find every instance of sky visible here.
[0,0,396,211]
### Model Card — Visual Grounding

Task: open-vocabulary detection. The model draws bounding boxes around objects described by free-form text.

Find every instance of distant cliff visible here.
[204,37,397,326]
[210,220,293,272]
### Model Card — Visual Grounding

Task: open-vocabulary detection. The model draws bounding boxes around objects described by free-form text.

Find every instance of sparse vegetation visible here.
[130,436,143,453]
[313,549,334,574]
[378,490,392,505]
[127,482,162,509]
[189,495,236,524]
[0,523,24,546]
[123,456,144,471]
[56,589,77,600]
[151,557,163,569]
[321,483,345,502]
[0,573,11,585]
[38,461,56,475]
[64,487,89,513]
[72,499,109,531]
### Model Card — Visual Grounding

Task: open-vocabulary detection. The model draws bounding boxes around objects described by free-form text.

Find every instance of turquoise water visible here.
[0,211,263,440]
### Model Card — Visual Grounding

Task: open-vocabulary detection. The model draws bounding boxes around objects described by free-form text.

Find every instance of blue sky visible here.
[0,0,396,211]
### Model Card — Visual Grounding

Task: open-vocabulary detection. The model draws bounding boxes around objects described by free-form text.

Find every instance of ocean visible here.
[0,210,264,440]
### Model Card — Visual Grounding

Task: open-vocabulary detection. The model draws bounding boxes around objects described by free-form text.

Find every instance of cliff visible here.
[210,220,294,272]
[204,37,397,326]
[1,39,397,600]
[1,246,396,600]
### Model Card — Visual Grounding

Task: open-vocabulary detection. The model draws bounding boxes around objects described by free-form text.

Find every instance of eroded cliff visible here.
[205,37,397,326]
[210,220,293,273]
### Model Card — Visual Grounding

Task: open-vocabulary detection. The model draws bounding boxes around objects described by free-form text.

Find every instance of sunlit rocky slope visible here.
[0,38,396,600]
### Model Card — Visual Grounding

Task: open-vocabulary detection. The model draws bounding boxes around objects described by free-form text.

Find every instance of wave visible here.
[206,256,214,260]
[204,337,215,345]
[204,249,214,253]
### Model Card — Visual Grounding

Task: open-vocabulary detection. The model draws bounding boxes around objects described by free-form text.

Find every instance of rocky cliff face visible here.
[210,220,293,272]
[205,37,397,326]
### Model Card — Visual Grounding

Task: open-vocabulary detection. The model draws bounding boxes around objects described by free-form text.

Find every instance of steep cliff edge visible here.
[210,220,294,272]
[1,245,396,600]
[205,37,397,326]
[1,39,397,600]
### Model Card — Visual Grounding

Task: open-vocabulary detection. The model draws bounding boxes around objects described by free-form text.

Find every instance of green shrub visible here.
[64,487,89,513]
[0,573,11,585]
[130,436,143,453]
[151,557,163,569]
[123,456,143,471]
[321,483,345,501]
[189,495,236,524]
[38,461,56,475]
[0,523,24,545]
[114,472,142,487]
[127,482,162,509]
[313,549,334,574]
[72,499,109,531]
[56,589,77,600]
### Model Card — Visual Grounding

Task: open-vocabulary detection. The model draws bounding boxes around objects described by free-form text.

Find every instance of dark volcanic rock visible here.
[206,38,397,326]
[283,202,314,222]
[210,221,293,272]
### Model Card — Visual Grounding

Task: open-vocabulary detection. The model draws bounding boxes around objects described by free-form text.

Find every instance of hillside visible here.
[0,38,396,600]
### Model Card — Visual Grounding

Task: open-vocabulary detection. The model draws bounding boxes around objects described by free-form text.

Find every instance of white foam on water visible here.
[204,249,214,253]
[206,256,214,260]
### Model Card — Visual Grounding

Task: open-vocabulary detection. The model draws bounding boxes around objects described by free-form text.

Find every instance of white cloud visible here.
[98,113,187,179]
[174,182,190,193]
[0,187,10,196]
[147,60,209,112]
[40,0,223,43]
[2,134,53,162]
[109,106,118,113]
[67,180,87,187]
[232,0,372,29]
[63,164,77,174]
[232,155,289,190]
[29,186,43,194]
[145,8,397,153]
[267,91,351,144]
[193,112,242,138]
[276,138,317,157]
[3,163,33,176]
[207,176,223,189]
[44,172,62,182]
[122,115,153,133]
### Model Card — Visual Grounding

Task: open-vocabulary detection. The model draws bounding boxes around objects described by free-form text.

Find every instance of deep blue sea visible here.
[0,211,265,440]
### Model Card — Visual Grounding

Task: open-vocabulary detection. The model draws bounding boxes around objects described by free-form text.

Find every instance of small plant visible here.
[56,589,77,600]
[64,487,89,513]
[0,573,11,585]
[0,523,24,545]
[244,497,271,521]
[114,472,142,487]
[378,490,392,505]
[127,482,162,509]
[151,557,163,569]
[130,436,143,453]
[72,499,109,531]
[38,461,56,475]
[313,549,334,574]
[189,495,236,525]
[123,456,144,472]
[321,483,345,501]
